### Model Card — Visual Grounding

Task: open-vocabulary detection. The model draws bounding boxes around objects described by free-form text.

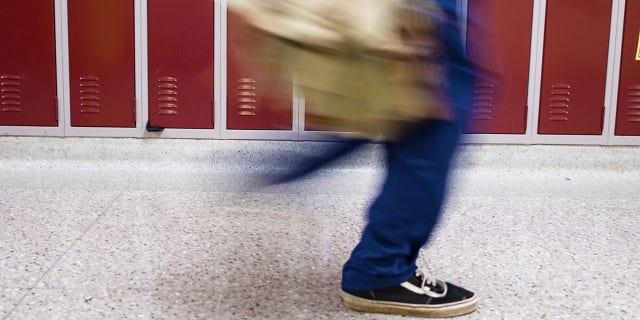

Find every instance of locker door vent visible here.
[0,74,22,113]
[625,85,640,123]
[237,78,257,116]
[79,75,100,114]
[548,83,571,121]
[158,77,178,115]
[471,83,494,121]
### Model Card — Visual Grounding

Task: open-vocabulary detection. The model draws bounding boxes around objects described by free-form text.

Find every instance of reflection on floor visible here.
[1,137,639,319]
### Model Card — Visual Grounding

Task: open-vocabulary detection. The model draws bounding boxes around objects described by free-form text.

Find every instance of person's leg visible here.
[342,119,462,290]
[340,119,476,318]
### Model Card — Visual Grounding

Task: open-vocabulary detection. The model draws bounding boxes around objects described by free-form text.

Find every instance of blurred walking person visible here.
[228,0,478,317]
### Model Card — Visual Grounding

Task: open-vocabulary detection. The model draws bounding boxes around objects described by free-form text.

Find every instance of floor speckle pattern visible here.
[1,137,639,319]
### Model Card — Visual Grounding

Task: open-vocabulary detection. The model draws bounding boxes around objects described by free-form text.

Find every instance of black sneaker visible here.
[340,268,477,318]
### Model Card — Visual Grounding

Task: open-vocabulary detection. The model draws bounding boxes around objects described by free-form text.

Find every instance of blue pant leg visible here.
[341,119,463,291]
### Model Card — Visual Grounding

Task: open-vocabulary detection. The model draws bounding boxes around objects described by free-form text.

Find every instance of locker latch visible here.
[146,121,164,132]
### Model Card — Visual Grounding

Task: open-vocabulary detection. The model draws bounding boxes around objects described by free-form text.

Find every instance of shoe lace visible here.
[415,268,448,298]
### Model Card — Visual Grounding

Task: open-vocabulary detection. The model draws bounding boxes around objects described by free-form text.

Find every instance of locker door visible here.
[465,0,534,134]
[226,11,293,131]
[148,0,214,129]
[68,0,136,127]
[538,0,612,135]
[0,0,57,127]
[615,0,640,136]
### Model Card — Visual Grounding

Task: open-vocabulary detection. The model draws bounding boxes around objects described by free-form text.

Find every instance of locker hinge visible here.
[600,106,606,134]
[55,96,59,124]
[146,121,164,132]
[212,99,216,127]
[524,104,529,131]
[133,97,137,125]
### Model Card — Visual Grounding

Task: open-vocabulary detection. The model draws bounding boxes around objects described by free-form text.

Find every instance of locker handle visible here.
[146,121,165,132]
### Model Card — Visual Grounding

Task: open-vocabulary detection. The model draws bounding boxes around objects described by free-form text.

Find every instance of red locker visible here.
[226,11,293,131]
[68,0,136,127]
[465,0,534,134]
[538,0,612,135]
[0,0,57,127]
[148,0,214,129]
[615,0,640,136]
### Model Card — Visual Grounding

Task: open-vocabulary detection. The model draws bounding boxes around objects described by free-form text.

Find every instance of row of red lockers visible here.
[1,0,639,136]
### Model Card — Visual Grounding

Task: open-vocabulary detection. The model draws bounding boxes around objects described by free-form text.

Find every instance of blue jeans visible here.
[340,0,474,291]
[341,119,464,291]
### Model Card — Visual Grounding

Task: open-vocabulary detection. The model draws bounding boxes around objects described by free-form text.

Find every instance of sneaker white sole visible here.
[340,289,478,318]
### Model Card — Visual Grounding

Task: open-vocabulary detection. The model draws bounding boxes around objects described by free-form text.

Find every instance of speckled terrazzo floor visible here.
[1,137,639,320]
